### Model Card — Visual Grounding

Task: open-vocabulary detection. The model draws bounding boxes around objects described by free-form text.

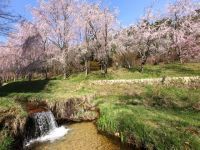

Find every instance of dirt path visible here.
[90,76,200,85]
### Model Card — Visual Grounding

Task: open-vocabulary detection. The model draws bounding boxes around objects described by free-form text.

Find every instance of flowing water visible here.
[24,111,68,148]
[25,110,130,150]
[30,122,129,150]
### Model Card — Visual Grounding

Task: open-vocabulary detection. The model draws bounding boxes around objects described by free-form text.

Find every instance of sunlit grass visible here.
[63,63,200,80]
[0,63,199,149]
[96,85,200,149]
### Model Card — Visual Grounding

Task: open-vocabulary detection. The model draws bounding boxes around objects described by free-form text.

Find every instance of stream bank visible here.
[1,97,124,150]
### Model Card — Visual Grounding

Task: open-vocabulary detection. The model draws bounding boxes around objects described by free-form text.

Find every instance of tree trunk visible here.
[42,66,48,80]
[88,61,90,74]
[0,77,2,87]
[100,61,104,74]
[44,69,48,80]
[104,63,108,74]
[45,71,48,80]
[100,60,108,76]
[28,73,32,81]
[140,64,144,72]
[126,60,131,69]
[85,59,90,76]
[64,73,67,79]
[16,73,19,81]
[177,47,184,64]
[140,56,148,72]
[63,66,67,79]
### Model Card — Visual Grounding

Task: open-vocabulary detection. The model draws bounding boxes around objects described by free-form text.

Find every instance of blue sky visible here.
[10,0,169,25]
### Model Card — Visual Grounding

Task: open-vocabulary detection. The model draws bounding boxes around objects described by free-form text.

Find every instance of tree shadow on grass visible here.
[0,79,49,97]
[128,67,162,77]
[127,64,200,77]
[143,68,162,76]
[163,64,200,76]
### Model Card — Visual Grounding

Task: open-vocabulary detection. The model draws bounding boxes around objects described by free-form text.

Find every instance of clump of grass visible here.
[145,85,200,109]
[0,131,14,150]
[96,84,200,149]
[97,104,200,149]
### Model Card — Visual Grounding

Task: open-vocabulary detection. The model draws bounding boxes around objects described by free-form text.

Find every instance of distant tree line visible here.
[0,0,199,83]
[112,0,200,71]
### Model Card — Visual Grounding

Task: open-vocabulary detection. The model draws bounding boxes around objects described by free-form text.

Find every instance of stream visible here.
[23,104,131,150]
[29,122,128,150]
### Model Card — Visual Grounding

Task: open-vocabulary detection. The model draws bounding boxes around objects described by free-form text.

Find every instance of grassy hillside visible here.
[0,63,200,149]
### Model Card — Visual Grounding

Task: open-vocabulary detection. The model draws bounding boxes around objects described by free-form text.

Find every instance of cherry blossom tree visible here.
[113,0,199,70]
[129,8,160,72]
[2,21,47,81]
[77,2,96,76]
[164,0,200,62]
[82,4,117,74]
[98,8,117,74]
[0,45,13,84]
[75,2,117,75]
[31,0,81,79]
[1,0,199,82]
[111,27,137,69]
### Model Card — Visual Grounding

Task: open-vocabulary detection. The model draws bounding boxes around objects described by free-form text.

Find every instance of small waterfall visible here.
[35,111,58,136]
[24,111,68,147]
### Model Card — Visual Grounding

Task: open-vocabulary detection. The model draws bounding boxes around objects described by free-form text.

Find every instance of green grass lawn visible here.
[96,85,200,149]
[0,63,200,149]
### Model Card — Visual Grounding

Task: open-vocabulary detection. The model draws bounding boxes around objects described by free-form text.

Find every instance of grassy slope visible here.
[96,85,200,149]
[0,63,200,149]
